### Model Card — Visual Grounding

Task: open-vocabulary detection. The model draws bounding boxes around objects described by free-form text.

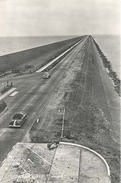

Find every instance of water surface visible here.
[94,35,120,78]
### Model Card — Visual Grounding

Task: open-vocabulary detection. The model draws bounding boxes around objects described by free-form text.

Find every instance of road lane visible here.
[0,38,87,123]
[0,37,88,165]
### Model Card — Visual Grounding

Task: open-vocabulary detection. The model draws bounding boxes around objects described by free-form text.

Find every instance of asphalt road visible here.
[0,37,88,165]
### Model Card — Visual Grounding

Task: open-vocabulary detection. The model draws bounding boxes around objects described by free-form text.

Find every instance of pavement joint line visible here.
[22,144,63,176]
[77,149,82,183]
[22,96,36,110]
[46,144,64,182]
[28,86,36,93]
[60,142,110,177]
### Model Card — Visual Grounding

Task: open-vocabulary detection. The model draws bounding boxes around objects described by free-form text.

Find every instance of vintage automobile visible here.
[9,113,27,128]
[42,72,50,79]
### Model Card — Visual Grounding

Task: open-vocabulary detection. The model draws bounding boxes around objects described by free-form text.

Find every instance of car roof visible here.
[13,113,26,119]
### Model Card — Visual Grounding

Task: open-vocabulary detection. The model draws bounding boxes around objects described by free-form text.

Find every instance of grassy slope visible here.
[0,36,85,73]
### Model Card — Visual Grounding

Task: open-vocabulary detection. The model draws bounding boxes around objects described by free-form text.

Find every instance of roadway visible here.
[0,36,88,165]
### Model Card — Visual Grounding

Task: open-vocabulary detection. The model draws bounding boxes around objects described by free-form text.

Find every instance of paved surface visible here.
[0,88,16,100]
[0,36,119,182]
[0,143,111,183]
[0,37,87,165]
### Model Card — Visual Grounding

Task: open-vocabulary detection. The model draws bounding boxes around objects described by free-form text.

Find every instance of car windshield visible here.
[13,113,23,119]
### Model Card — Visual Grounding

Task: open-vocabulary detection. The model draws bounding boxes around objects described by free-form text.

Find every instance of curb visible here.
[60,141,110,177]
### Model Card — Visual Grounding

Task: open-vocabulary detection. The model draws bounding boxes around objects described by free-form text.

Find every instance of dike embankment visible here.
[93,38,120,96]
[0,36,85,75]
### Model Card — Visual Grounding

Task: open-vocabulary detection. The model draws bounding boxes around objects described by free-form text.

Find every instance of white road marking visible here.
[0,88,16,100]
[27,159,34,165]
[36,39,84,73]
[0,128,6,137]
[10,91,18,97]
[28,86,36,93]
[22,96,37,110]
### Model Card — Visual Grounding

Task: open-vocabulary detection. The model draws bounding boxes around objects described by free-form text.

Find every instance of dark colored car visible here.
[9,113,27,128]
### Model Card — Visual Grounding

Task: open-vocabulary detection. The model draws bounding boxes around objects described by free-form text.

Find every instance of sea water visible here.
[0,35,120,78]
[94,35,120,79]
[0,36,74,56]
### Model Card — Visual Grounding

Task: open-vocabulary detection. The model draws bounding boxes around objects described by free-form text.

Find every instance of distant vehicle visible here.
[47,141,59,150]
[42,72,50,79]
[9,113,27,128]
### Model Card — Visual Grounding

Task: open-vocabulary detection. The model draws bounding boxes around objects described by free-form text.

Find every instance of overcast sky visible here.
[0,0,120,36]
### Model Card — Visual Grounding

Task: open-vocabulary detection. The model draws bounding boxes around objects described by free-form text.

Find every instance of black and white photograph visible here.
[0,0,120,182]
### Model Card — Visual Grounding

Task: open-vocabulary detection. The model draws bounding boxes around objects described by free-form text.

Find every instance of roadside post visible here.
[61,108,65,141]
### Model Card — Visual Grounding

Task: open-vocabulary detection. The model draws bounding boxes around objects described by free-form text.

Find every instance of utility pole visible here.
[61,108,65,141]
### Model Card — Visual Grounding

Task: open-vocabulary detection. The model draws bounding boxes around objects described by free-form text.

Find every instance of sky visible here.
[0,0,120,36]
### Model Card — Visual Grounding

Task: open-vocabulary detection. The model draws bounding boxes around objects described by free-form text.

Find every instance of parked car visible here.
[9,113,27,128]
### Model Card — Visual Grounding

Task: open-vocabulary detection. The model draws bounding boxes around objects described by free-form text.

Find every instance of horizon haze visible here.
[0,0,120,36]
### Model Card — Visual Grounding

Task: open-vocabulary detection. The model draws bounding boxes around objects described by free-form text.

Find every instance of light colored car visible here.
[9,113,27,128]
[42,72,50,79]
